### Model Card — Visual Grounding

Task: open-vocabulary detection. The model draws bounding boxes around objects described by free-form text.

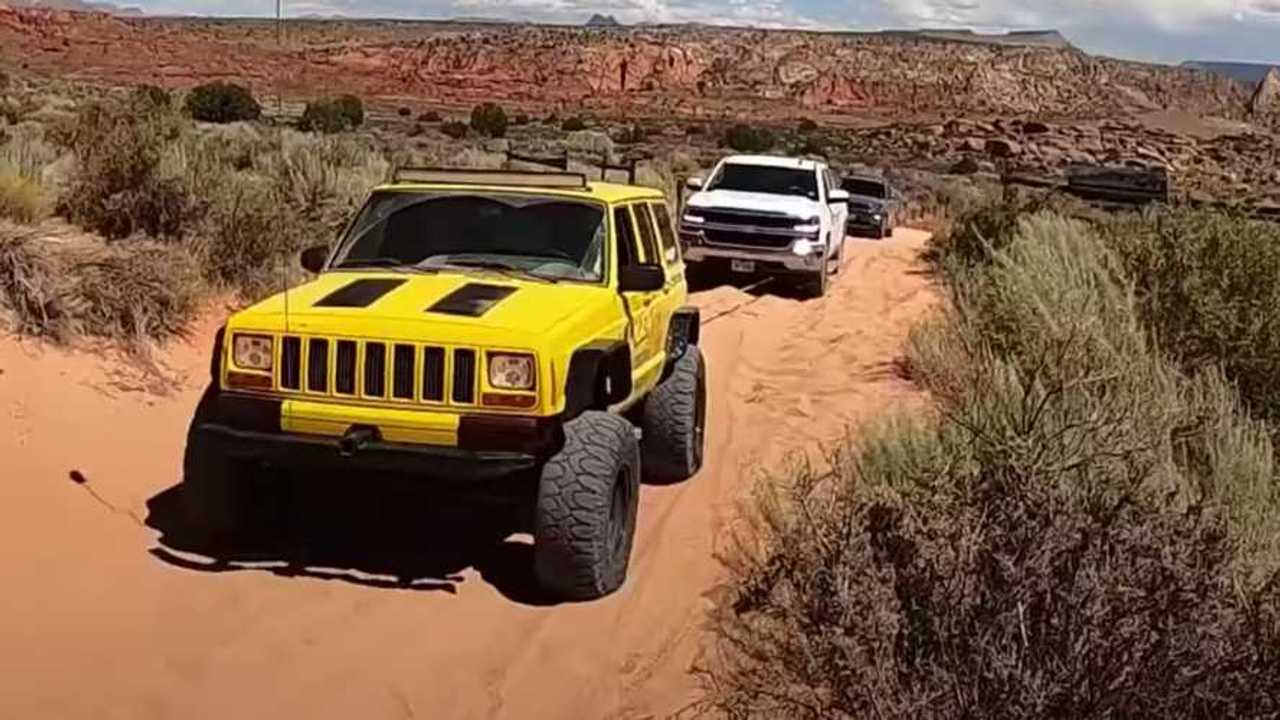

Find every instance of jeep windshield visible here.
[705,163,819,201]
[331,191,607,283]
[842,178,888,199]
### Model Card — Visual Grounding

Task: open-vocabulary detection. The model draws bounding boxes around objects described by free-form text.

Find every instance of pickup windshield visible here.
[842,178,888,199]
[705,163,819,201]
[332,191,607,283]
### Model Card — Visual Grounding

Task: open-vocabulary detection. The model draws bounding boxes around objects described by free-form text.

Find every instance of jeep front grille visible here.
[275,335,477,405]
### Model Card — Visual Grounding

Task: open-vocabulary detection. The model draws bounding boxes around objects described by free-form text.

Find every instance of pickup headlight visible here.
[488,352,536,390]
[681,213,705,225]
[232,333,274,371]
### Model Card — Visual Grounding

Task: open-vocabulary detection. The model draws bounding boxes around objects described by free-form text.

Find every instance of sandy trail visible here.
[0,230,936,720]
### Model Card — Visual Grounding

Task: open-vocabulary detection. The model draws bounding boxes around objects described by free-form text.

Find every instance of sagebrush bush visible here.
[0,220,68,339]
[1099,207,1280,427]
[58,97,194,239]
[705,213,1280,718]
[561,116,587,132]
[183,81,261,124]
[0,161,53,223]
[723,123,774,152]
[470,102,508,138]
[440,120,467,139]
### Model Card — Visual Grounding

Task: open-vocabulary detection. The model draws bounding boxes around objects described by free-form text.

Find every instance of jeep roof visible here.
[373,172,665,205]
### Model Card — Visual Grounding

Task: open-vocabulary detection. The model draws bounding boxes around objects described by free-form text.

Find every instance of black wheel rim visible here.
[608,466,632,561]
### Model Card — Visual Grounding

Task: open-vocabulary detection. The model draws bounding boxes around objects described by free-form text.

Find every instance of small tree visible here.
[723,123,774,152]
[561,116,587,132]
[470,102,508,138]
[333,94,364,128]
[299,95,365,134]
[183,82,261,123]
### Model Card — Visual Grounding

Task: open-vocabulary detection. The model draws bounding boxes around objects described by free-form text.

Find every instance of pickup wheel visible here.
[641,345,706,484]
[804,263,828,298]
[534,411,641,601]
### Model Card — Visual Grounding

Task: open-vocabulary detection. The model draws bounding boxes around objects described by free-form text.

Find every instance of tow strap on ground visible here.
[701,277,775,326]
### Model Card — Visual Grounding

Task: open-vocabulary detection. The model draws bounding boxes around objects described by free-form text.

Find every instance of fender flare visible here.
[663,306,701,375]
[564,340,632,419]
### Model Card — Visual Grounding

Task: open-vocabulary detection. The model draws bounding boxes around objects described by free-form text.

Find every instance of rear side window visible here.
[649,202,679,264]
[632,204,661,265]
[613,206,639,267]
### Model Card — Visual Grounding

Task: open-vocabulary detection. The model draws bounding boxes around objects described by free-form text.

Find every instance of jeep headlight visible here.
[488,352,535,390]
[232,333,274,371]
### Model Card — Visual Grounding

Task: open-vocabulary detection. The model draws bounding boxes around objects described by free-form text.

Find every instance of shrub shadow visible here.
[144,473,561,607]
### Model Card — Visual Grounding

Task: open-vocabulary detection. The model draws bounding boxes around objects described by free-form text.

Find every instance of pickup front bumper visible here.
[680,232,827,273]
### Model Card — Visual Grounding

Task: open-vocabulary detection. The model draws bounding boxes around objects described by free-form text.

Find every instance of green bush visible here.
[440,120,467,139]
[469,102,508,138]
[183,82,261,124]
[299,95,364,134]
[561,116,587,132]
[705,213,1280,719]
[723,123,774,152]
[796,117,818,133]
[0,161,53,223]
[398,107,411,117]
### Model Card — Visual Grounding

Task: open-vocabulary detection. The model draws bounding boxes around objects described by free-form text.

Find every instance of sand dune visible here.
[0,229,936,719]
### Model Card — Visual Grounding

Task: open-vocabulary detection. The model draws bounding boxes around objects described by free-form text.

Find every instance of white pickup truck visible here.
[678,154,849,298]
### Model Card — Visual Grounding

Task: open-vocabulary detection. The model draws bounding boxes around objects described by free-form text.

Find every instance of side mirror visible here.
[618,264,664,293]
[300,245,329,274]
[685,177,703,191]
[828,189,850,203]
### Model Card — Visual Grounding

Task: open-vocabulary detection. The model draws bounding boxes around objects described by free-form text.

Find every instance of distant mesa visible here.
[886,28,1072,49]
[1183,61,1280,87]
[585,13,621,28]
[1,0,142,14]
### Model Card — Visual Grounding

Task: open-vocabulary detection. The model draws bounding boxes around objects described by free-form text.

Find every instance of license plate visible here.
[730,259,756,273]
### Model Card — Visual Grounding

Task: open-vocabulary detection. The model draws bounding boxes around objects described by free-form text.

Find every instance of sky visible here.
[128,0,1280,65]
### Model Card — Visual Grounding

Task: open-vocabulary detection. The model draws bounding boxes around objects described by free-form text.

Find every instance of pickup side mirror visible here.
[300,245,329,274]
[828,189,850,203]
[618,264,664,293]
[685,177,703,191]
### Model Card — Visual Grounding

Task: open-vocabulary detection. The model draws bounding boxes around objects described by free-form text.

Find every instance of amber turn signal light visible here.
[482,392,537,409]
[226,371,273,390]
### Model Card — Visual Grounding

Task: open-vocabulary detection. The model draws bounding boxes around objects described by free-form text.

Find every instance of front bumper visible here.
[681,233,827,273]
[195,421,542,482]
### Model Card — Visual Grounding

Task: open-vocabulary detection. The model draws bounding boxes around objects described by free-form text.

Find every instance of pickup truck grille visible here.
[278,335,477,405]
[697,208,800,229]
[704,228,794,249]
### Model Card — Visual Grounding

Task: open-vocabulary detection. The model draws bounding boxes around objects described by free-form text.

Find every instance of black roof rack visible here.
[390,166,588,189]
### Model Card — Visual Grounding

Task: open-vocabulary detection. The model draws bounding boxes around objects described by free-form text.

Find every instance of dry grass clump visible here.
[0,220,201,345]
[704,213,1280,719]
[0,161,53,223]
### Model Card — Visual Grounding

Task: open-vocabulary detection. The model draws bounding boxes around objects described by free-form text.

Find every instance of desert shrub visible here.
[561,116,587,132]
[132,84,171,110]
[333,94,364,128]
[1,123,62,178]
[723,123,774,152]
[469,102,508,138]
[62,239,202,341]
[614,122,646,144]
[1099,207,1280,426]
[705,213,1280,719]
[796,117,818,133]
[418,110,441,123]
[255,130,386,221]
[0,220,68,339]
[191,173,297,296]
[58,98,194,240]
[513,113,530,126]
[686,123,706,135]
[440,120,468,139]
[299,97,360,134]
[398,107,411,118]
[0,161,53,223]
[184,81,261,124]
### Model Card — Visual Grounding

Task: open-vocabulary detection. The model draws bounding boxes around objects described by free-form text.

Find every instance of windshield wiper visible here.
[439,259,558,284]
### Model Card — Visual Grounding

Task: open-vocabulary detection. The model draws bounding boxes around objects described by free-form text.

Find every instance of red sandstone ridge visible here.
[0,7,1257,123]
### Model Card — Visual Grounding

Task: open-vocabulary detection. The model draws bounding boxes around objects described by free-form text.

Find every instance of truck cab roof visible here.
[717,154,826,171]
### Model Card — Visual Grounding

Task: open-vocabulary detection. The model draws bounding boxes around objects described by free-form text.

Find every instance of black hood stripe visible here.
[427,283,517,317]
[313,278,407,308]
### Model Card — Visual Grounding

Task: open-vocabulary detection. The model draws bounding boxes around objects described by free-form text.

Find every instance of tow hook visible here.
[338,425,380,457]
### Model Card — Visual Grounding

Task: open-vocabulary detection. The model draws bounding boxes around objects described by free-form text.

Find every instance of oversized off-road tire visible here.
[641,346,706,484]
[181,387,279,546]
[534,411,641,601]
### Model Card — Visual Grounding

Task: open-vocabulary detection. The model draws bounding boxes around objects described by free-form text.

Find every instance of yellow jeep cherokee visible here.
[183,168,707,601]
